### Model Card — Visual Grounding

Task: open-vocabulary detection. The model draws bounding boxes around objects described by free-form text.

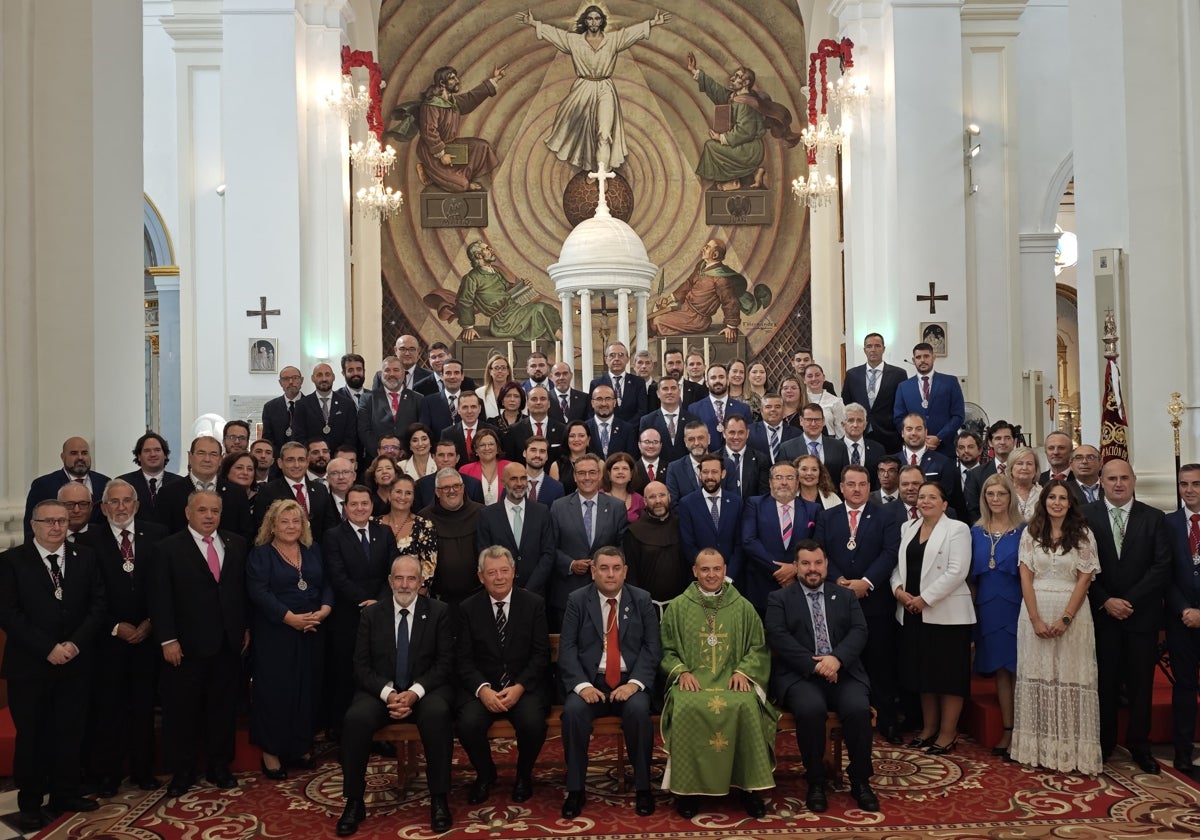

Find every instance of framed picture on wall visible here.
[249,338,279,373]
[919,322,948,357]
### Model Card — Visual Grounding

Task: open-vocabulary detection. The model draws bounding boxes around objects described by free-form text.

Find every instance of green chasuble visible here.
[659,583,779,794]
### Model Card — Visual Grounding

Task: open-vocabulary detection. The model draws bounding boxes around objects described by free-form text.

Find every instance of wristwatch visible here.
[1061,614,1073,626]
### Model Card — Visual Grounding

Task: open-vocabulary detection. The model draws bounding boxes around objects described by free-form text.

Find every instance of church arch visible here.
[1038,152,1074,234]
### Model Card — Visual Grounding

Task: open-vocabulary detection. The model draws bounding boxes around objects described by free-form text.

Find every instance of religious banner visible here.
[1099,358,1129,463]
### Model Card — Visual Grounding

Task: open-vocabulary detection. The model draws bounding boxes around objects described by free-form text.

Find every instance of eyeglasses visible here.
[61,501,92,509]
[1071,453,1099,462]
[327,469,355,477]
[436,484,463,493]
[32,518,68,527]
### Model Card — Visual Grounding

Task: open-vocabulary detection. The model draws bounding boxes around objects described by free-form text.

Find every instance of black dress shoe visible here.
[1174,753,1196,773]
[167,774,194,797]
[430,794,452,832]
[805,782,829,813]
[562,790,585,819]
[511,774,533,803]
[96,777,120,798]
[467,773,495,805]
[261,758,288,781]
[16,809,49,832]
[134,775,161,791]
[635,789,655,816]
[48,795,99,812]
[740,789,767,818]
[1133,753,1161,774]
[883,724,904,745]
[907,736,935,749]
[206,767,239,789]
[926,739,957,756]
[850,781,880,812]
[675,794,699,818]
[336,798,366,836]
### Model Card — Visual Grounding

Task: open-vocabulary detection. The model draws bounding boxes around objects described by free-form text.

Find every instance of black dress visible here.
[899,537,972,697]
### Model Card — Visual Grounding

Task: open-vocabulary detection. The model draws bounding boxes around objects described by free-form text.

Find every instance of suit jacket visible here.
[748,422,803,464]
[677,489,743,579]
[588,372,646,423]
[681,379,709,406]
[1039,467,1075,486]
[895,449,967,521]
[476,499,555,595]
[665,456,702,504]
[337,385,370,411]
[415,471,485,511]
[740,494,820,613]
[262,394,306,454]
[353,595,453,698]
[893,372,964,458]
[1068,478,1103,507]
[687,395,752,451]
[357,387,425,457]
[117,470,186,520]
[841,362,908,453]
[722,446,770,498]
[503,416,566,463]
[585,415,638,459]
[814,502,899,618]
[296,390,359,453]
[418,392,454,444]
[252,476,339,542]
[525,473,564,508]
[963,459,1002,523]
[558,583,660,692]
[439,420,498,467]
[639,408,698,466]
[0,541,107,679]
[643,379,660,413]
[152,528,248,657]
[778,434,842,467]
[23,469,111,538]
[75,518,167,629]
[1166,508,1200,617]
[1084,500,1171,632]
[370,365,434,392]
[765,581,869,701]
[547,388,591,424]
[891,516,974,625]
[414,374,477,396]
[322,520,395,608]
[153,476,207,534]
[822,438,885,489]
[549,493,628,610]
[632,460,663,494]
[455,587,550,701]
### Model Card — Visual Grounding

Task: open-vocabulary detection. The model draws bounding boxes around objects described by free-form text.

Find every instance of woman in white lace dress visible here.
[1010,479,1102,774]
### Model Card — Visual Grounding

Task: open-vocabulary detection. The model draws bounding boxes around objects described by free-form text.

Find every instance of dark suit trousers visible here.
[862,611,899,730]
[341,686,454,798]
[161,643,240,776]
[8,672,90,810]
[782,677,873,786]
[325,605,364,730]
[1094,615,1157,755]
[1166,620,1200,755]
[90,637,158,779]
[561,676,653,792]
[457,693,548,778]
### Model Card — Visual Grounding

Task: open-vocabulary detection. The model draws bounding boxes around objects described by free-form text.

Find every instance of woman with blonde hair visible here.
[1007,446,1042,522]
[796,453,840,510]
[476,353,514,420]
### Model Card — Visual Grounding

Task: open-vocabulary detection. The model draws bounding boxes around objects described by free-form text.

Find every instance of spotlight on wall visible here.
[215,184,227,197]
[963,124,981,197]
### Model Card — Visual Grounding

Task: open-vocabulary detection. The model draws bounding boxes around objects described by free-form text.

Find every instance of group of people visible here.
[3,330,1198,834]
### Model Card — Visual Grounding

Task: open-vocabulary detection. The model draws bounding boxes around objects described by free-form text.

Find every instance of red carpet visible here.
[34,735,1200,839]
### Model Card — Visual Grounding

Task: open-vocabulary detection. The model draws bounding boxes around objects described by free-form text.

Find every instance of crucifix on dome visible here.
[588,164,615,219]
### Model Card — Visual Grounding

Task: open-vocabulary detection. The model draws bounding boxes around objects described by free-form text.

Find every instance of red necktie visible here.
[646,463,655,482]
[465,428,474,460]
[293,483,309,515]
[910,452,918,466]
[536,421,544,437]
[1190,514,1200,557]
[909,505,918,521]
[605,598,621,689]
[921,375,931,401]
[1052,473,1067,481]
[388,390,400,417]
[528,479,538,502]
[203,534,221,582]
[998,462,1006,475]
[119,529,134,570]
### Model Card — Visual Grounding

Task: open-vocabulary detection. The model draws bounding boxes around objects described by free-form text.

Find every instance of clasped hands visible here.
[479,684,526,713]
[895,587,927,614]
[47,641,79,665]
[387,689,419,720]
[284,609,328,632]
[114,618,152,644]
[579,683,640,704]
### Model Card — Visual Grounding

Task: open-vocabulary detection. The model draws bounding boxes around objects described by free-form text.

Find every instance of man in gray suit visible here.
[549,453,627,629]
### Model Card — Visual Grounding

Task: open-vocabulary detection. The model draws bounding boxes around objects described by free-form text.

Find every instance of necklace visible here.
[697,582,726,646]
[986,525,1013,569]
[273,542,308,591]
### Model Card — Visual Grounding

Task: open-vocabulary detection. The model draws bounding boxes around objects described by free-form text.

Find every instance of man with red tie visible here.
[502,385,565,461]
[891,342,964,459]
[357,356,425,458]
[1039,430,1075,485]
[251,441,339,542]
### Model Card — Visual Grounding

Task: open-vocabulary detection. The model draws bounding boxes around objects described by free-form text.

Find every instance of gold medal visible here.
[297,579,308,591]
[122,560,135,573]
[54,586,63,600]
[846,538,857,550]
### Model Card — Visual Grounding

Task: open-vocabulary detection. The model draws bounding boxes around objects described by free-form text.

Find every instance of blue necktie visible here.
[359,527,370,559]
[808,591,832,656]
[600,422,610,456]
[867,369,878,407]
[730,451,742,490]
[808,440,820,457]
[709,495,721,529]
[395,608,410,690]
[583,499,595,546]
[851,443,861,465]
[768,426,780,462]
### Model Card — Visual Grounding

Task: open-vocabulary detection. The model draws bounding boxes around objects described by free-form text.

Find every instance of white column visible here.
[1017,233,1060,431]
[616,288,631,350]
[559,291,575,369]
[634,292,649,353]
[578,290,594,383]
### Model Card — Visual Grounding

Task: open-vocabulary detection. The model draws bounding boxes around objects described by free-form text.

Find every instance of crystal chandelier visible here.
[827,71,869,110]
[791,164,839,209]
[349,136,396,177]
[801,113,844,156]
[792,38,864,212]
[326,74,370,123]
[332,48,404,222]
[355,178,404,221]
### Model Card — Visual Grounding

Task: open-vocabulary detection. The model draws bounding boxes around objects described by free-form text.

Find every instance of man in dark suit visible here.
[439,391,494,466]
[963,421,1016,523]
[778,403,840,467]
[955,430,983,498]
[521,436,564,507]
[765,540,878,814]
[828,404,885,490]
[414,344,477,395]
[895,413,966,518]
[154,435,223,534]
[23,436,111,538]
[1068,444,1104,506]
[337,353,370,410]
[632,350,660,412]
[632,427,663,493]
[322,485,396,729]
[76,479,167,796]
[455,547,551,804]
[558,546,661,818]
[336,555,455,835]
[589,341,646,423]
[813,465,901,743]
[502,385,565,462]
[585,384,638,459]
[414,441,485,510]
[252,441,339,542]
[681,350,710,405]
[0,500,106,830]
[394,333,434,390]
[749,393,802,464]
[297,363,359,455]
[151,490,248,797]
[417,357,468,444]
[721,415,770,498]
[548,362,590,423]
[662,349,706,406]
[548,453,628,628]
[741,462,820,613]
[262,366,308,455]
[1039,431,1075,485]
[1084,459,1171,773]
[840,333,908,454]
[892,342,964,459]
[678,454,743,580]
[639,375,695,466]
[118,431,185,520]
[477,464,555,595]
[357,356,425,458]
[664,421,710,504]
[687,363,751,452]
[1167,464,1200,776]
[869,456,903,506]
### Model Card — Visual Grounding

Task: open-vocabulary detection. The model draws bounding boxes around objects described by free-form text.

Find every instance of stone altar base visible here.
[655,331,749,366]
[419,190,488,228]
[704,188,773,226]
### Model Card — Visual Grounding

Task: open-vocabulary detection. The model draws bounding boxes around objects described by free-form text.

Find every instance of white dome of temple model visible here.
[548,167,657,382]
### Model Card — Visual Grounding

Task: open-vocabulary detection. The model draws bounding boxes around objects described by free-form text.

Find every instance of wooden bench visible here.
[375,636,870,793]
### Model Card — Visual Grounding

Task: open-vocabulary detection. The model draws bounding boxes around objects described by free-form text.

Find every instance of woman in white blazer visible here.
[891,480,975,755]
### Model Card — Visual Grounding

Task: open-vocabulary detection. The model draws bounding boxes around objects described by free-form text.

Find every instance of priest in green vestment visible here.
[659,547,778,818]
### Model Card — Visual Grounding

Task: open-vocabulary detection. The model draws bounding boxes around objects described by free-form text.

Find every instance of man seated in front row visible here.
[336,555,455,836]
[558,546,661,819]
[660,547,778,819]
[764,540,879,814]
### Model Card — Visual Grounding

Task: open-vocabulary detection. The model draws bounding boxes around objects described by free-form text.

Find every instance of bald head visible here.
[60,437,92,477]
[643,480,670,517]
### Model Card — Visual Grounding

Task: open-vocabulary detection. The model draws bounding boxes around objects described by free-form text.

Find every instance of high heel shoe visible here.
[991,726,1014,756]
[907,736,935,749]
[926,738,958,755]
[260,757,288,781]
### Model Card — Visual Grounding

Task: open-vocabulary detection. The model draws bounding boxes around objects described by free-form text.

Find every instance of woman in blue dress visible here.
[970,473,1025,757]
[247,498,333,780]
